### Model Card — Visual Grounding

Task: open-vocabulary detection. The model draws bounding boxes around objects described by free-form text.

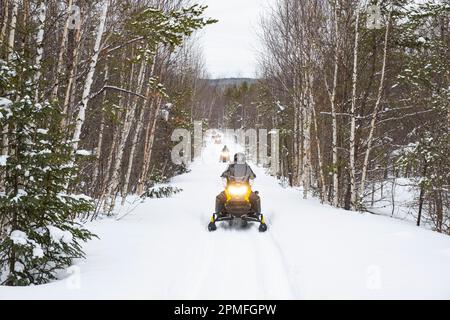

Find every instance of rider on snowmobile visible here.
[220,145,230,162]
[215,153,261,215]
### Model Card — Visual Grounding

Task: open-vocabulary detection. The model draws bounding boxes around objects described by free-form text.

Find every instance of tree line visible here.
[0,0,215,285]
[200,0,449,234]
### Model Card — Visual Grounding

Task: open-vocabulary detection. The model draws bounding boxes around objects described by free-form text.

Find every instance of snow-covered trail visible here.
[1,140,450,299]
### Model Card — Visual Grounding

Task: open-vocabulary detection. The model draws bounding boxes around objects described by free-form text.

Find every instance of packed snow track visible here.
[1,141,450,299]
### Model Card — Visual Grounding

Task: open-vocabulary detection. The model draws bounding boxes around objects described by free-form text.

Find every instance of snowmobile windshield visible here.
[228,164,252,183]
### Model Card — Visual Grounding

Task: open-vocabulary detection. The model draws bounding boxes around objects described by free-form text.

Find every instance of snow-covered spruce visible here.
[0,57,95,286]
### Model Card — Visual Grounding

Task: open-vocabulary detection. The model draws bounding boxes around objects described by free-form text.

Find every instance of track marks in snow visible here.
[253,233,295,299]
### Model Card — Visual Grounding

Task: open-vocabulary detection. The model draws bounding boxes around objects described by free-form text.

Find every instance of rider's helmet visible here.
[234,153,246,164]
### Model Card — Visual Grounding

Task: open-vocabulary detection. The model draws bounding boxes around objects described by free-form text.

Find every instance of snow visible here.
[14,262,24,273]
[11,189,28,203]
[32,245,44,259]
[1,140,450,299]
[75,150,92,156]
[0,97,13,119]
[275,101,285,111]
[0,97,12,108]
[0,155,8,166]
[10,230,28,246]
[71,194,92,201]
[417,37,426,43]
[47,226,73,244]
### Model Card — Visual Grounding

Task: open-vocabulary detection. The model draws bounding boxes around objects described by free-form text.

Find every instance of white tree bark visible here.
[121,58,157,203]
[92,63,110,187]
[34,2,47,100]
[1,0,18,156]
[302,102,312,199]
[137,95,163,195]
[120,106,144,203]
[102,54,136,210]
[71,0,109,153]
[310,82,327,203]
[292,76,300,186]
[329,7,340,207]
[349,8,360,209]
[99,54,127,201]
[52,0,74,101]
[6,0,18,61]
[0,0,10,45]
[106,60,147,211]
[359,11,392,199]
[61,27,81,127]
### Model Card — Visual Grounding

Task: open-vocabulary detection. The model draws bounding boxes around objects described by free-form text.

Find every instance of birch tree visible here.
[328,2,340,207]
[359,10,392,199]
[0,0,9,46]
[1,0,18,157]
[71,0,109,153]
[349,7,360,209]
[6,0,18,61]
[34,2,47,100]
[52,0,74,101]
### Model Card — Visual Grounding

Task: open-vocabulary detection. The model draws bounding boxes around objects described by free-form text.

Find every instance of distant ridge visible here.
[202,78,258,89]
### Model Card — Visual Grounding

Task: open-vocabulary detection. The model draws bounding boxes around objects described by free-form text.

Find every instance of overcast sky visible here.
[199,0,272,79]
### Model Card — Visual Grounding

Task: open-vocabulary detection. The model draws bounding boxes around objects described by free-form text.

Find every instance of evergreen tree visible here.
[0,56,95,286]
[394,1,450,231]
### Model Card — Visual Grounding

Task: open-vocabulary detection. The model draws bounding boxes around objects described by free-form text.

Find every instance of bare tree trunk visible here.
[299,92,305,189]
[417,187,425,227]
[293,87,299,186]
[20,0,30,53]
[106,60,147,212]
[6,0,18,61]
[435,190,443,232]
[310,78,326,203]
[0,0,9,46]
[92,62,110,188]
[359,11,391,199]
[121,58,157,203]
[349,8,360,210]
[120,105,144,203]
[303,103,312,199]
[1,0,18,156]
[99,53,128,202]
[34,2,47,100]
[71,0,109,153]
[328,6,340,207]
[61,27,81,127]
[52,0,74,101]
[137,96,163,195]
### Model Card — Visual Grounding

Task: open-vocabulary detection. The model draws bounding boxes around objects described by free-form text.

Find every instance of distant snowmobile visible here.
[220,145,230,162]
[208,153,267,232]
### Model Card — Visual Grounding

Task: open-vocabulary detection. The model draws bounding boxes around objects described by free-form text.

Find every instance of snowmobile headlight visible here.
[227,185,249,197]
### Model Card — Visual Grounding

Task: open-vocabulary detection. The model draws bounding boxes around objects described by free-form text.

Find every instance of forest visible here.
[0,0,449,287]
[207,0,449,232]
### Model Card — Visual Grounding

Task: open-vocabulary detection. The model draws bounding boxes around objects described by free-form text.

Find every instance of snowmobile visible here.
[219,149,230,162]
[208,179,267,232]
